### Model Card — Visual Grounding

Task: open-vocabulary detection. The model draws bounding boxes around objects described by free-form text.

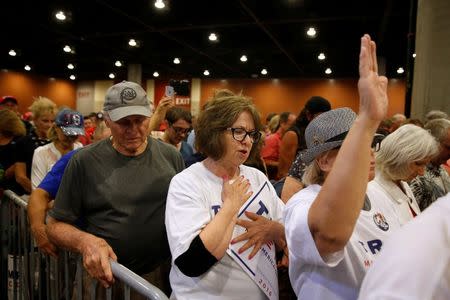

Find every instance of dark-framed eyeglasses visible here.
[227,127,261,144]
[171,125,191,135]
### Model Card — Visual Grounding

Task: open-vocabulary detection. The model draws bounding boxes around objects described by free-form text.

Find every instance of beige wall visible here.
[0,71,407,119]
[412,0,450,118]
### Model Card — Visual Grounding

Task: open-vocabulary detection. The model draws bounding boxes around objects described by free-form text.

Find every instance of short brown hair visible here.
[195,90,261,160]
[0,110,26,138]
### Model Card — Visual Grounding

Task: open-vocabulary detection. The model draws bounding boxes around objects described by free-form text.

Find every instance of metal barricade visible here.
[1,190,169,300]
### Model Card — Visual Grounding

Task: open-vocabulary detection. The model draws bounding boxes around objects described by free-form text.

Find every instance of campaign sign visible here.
[227,181,279,300]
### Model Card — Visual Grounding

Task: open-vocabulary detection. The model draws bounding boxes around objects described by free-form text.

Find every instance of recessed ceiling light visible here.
[115,60,122,67]
[153,71,159,77]
[24,65,31,71]
[412,53,416,58]
[55,11,66,21]
[109,73,115,79]
[208,33,218,42]
[67,63,74,70]
[318,53,326,60]
[8,49,17,56]
[70,75,76,80]
[173,57,181,64]
[63,45,72,53]
[307,27,317,37]
[128,39,137,47]
[261,68,268,75]
[203,70,210,76]
[154,0,165,9]
[240,55,248,62]
[397,67,404,74]
[325,68,332,75]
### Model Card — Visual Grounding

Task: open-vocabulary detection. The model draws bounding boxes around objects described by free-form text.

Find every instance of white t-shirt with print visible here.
[31,141,82,189]
[359,192,450,300]
[284,184,400,300]
[165,162,285,300]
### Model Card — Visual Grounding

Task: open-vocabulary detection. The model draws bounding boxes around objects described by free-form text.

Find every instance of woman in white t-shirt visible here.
[370,124,438,225]
[284,34,396,300]
[31,108,84,189]
[165,90,286,300]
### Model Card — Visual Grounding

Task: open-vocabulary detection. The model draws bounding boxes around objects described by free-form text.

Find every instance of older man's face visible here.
[106,114,150,156]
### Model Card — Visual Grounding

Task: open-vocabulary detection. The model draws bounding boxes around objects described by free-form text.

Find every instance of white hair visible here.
[425,110,448,122]
[376,124,439,181]
[424,118,450,142]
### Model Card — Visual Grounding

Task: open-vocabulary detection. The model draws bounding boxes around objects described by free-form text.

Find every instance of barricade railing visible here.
[1,189,169,300]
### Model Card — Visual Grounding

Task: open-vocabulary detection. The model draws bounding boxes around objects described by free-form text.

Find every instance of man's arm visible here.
[46,217,117,288]
[147,96,174,134]
[28,188,58,257]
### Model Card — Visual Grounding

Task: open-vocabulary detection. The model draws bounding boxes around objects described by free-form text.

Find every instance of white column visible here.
[190,78,201,117]
[411,0,450,118]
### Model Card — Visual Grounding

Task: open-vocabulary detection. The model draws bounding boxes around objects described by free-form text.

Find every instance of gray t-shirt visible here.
[49,137,185,274]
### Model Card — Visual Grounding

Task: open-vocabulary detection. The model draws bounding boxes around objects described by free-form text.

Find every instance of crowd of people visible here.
[1,34,449,300]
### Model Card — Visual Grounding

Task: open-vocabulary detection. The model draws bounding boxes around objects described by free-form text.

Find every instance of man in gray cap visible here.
[47,81,185,297]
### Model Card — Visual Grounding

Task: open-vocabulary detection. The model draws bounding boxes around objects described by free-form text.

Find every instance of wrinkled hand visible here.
[231,211,284,259]
[221,176,252,213]
[31,224,58,257]
[358,34,388,122]
[80,235,117,288]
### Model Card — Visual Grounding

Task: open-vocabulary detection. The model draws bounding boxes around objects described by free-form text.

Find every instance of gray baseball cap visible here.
[300,107,357,164]
[103,81,151,121]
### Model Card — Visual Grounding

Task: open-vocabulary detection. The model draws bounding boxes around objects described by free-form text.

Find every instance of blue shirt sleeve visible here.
[38,149,78,198]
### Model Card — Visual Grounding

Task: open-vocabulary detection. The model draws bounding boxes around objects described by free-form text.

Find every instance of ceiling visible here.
[1,0,414,81]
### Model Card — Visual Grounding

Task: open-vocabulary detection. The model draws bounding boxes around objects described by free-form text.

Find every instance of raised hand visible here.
[357,34,388,122]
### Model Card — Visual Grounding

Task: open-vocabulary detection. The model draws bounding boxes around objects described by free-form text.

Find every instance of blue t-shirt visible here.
[38,149,79,198]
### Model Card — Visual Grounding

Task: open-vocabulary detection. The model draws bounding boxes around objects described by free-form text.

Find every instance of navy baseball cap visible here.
[55,109,85,136]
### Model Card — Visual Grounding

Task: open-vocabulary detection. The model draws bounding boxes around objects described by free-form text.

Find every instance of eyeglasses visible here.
[227,127,261,144]
[171,125,191,135]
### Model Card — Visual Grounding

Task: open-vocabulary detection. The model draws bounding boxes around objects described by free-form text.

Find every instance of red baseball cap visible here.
[0,96,18,105]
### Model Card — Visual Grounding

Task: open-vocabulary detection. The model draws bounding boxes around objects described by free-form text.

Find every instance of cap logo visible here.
[120,88,137,104]
[312,135,324,146]
[72,114,81,126]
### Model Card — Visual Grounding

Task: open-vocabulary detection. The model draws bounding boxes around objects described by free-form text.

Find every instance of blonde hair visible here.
[46,125,58,141]
[0,110,26,138]
[28,96,57,120]
[376,124,439,181]
[267,115,280,133]
[302,150,337,185]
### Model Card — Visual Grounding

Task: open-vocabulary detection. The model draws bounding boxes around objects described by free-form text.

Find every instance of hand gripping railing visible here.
[1,189,169,300]
[110,260,168,300]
